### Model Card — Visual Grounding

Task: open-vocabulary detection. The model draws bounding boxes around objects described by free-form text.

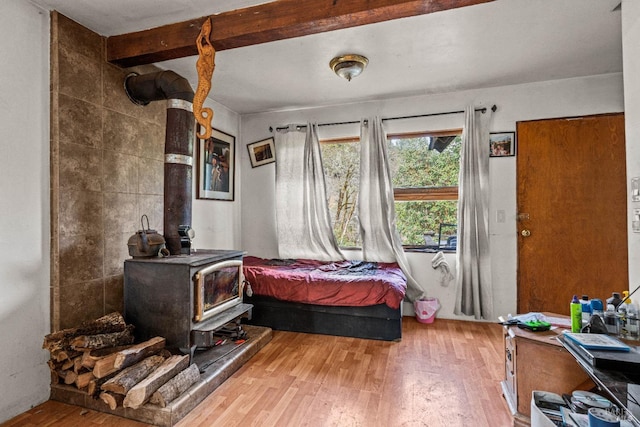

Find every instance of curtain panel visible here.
[274,124,345,261]
[454,106,493,319]
[359,117,425,302]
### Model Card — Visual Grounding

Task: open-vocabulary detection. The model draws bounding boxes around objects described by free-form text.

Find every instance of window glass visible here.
[320,140,361,248]
[320,131,461,250]
[387,133,461,248]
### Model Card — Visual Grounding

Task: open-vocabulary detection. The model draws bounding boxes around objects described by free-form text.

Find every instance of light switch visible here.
[496,210,506,223]
[633,177,640,202]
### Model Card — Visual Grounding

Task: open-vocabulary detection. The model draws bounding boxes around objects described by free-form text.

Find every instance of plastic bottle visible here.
[604,304,619,335]
[627,299,640,340]
[607,292,623,310]
[590,298,604,319]
[580,295,592,324]
[571,295,582,333]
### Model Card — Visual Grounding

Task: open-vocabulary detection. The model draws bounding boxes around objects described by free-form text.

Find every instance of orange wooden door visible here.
[516,113,628,315]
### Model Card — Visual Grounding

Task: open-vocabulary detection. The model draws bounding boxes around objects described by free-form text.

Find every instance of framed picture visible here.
[490,132,516,157]
[247,137,276,168]
[197,128,235,201]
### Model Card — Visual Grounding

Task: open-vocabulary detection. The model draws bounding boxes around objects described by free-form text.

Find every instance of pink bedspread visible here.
[242,256,407,309]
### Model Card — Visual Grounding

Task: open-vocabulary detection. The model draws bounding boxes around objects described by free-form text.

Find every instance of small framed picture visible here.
[247,137,276,167]
[490,132,516,157]
[197,128,235,201]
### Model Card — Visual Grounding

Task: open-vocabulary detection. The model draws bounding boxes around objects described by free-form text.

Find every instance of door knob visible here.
[521,229,531,237]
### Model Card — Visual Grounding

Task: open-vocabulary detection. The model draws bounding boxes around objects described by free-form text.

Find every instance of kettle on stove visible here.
[127,215,166,258]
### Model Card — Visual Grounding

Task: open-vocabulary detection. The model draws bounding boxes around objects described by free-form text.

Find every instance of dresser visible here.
[500,316,594,426]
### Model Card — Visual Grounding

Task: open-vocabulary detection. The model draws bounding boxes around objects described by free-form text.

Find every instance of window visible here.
[320,129,461,250]
[388,130,461,250]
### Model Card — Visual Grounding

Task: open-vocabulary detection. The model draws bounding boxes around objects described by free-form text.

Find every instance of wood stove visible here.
[124,249,252,355]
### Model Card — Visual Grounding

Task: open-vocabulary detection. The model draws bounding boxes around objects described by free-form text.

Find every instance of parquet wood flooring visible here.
[2,318,512,427]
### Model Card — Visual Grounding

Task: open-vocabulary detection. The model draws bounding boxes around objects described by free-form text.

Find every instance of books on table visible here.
[562,333,631,351]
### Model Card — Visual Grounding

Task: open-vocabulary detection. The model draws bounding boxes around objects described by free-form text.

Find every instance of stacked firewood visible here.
[43,312,201,410]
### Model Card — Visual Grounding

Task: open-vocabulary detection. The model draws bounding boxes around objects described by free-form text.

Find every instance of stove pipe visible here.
[125,71,195,255]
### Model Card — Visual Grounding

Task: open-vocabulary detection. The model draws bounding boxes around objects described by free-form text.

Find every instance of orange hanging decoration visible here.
[194,17,215,140]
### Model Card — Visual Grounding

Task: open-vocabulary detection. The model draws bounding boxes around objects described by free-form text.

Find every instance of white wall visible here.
[623,0,640,292]
[240,73,624,321]
[192,99,242,251]
[0,0,51,422]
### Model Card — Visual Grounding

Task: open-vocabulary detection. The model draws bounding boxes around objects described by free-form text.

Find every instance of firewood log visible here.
[63,371,77,385]
[149,363,200,408]
[61,358,75,371]
[101,355,165,395]
[75,371,95,389]
[113,336,165,369]
[82,345,134,369]
[99,391,124,410]
[71,325,135,350]
[123,355,189,409]
[52,349,82,362]
[43,312,127,352]
[87,372,118,397]
[73,356,84,374]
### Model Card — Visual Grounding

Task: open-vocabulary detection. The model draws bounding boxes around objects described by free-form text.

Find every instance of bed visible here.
[241,256,407,341]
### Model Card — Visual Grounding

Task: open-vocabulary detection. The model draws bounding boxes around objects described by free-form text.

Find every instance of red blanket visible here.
[242,256,407,309]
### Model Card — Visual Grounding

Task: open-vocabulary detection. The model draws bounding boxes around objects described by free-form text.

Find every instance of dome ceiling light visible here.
[329,54,368,81]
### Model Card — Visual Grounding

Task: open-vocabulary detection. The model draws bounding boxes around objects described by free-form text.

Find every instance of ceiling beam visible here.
[107,0,493,67]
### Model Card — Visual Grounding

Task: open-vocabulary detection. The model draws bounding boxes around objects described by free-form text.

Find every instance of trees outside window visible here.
[320,130,461,250]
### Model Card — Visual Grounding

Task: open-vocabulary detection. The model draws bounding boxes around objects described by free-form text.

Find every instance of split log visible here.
[92,343,146,379]
[101,355,165,395]
[51,349,82,362]
[123,355,189,409]
[149,363,200,408]
[43,312,127,352]
[71,325,135,350]
[82,345,134,369]
[61,358,75,371]
[114,336,166,369]
[63,371,77,385]
[73,357,84,374]
[99,391,124,410]
[88,372,118,397]
[75,371,95,389]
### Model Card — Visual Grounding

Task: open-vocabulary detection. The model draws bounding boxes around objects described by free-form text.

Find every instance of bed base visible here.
[242,295,402,341]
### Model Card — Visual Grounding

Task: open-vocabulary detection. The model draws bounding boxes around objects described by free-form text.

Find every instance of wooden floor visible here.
[2,318,512,427]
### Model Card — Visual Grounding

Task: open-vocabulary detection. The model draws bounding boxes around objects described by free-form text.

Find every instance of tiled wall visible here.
[50,12,167,330]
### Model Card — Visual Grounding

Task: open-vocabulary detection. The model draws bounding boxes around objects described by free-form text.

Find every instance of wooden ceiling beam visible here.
[106,0,493,67]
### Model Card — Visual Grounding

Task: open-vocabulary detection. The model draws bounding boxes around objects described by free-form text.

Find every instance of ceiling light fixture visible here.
[329,54,368,81]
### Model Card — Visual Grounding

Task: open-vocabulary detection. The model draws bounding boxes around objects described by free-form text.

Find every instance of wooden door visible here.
[517,113,627,315]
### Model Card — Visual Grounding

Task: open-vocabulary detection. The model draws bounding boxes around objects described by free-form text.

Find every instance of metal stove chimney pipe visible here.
[124,70,195,255]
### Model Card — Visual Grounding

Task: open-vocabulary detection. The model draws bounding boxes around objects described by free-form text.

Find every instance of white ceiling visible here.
[29,0,623,115]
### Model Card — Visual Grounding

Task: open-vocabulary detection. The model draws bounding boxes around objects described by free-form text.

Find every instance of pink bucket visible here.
[414,297,440,324]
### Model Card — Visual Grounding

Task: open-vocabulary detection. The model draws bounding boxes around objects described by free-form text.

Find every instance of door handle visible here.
[521,229,531,237]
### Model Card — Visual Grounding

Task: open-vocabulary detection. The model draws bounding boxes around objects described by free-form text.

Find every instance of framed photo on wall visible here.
[197,128,235,201]
[490,132,516,157]
[247,137,276,167]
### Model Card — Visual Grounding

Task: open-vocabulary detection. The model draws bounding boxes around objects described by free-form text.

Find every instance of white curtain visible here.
[454,106,493,319]
[359,117,425,302]
[275,124,345,261]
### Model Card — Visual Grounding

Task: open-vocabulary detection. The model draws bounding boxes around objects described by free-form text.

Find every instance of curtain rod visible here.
[268,104,497,133]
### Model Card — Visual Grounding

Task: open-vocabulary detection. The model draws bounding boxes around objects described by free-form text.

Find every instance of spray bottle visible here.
[571,295,582,333]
